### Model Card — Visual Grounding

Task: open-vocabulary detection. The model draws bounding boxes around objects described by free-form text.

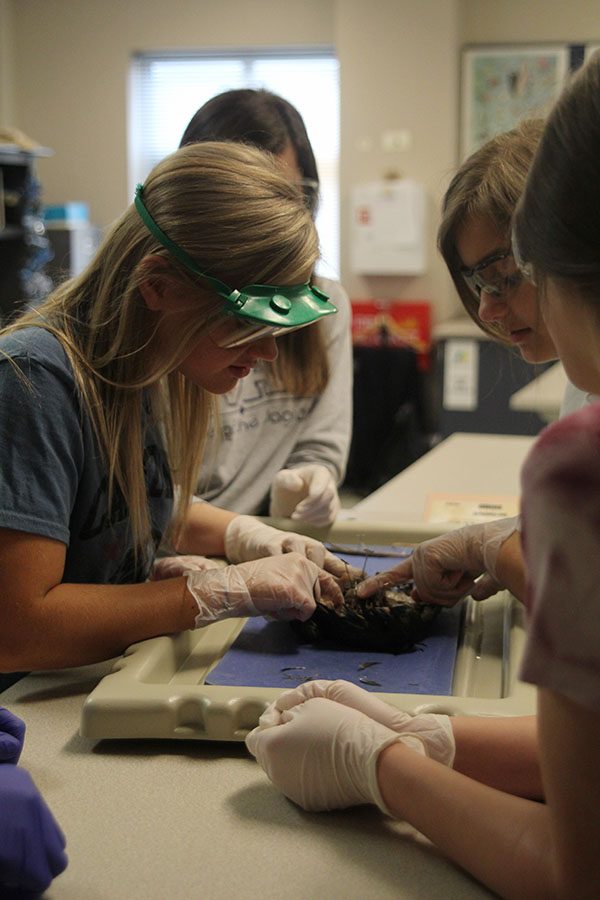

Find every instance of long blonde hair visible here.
[1,142,319,556]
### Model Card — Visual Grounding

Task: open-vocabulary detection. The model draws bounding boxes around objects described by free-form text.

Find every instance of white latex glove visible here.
[259,679,454,766]
[246,696,423,813]
[150,555,221,580]
[185,552,343,626]
[357,517,520,606]
[224,514,360,580]
[269,464,341,527]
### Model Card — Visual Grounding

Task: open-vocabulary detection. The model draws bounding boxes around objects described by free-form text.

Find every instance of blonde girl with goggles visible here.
[0,141,350,677]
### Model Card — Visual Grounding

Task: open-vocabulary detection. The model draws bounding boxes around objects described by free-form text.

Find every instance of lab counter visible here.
[509,362,567,423]
[3,665,496,900]
[339,431,534,530]
[1,432,532,898]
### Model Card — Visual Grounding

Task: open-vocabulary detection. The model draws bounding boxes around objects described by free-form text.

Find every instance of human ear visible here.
[137,255,173,312]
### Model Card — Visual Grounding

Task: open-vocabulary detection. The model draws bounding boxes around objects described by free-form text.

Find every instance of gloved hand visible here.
[224,514,360,580]
[259,679,454,766]
[269,464,341,527]
[0,708,26,765]
[185,552,343,626]
[246,696,421,812]
[0,766,67,895]
[150,554,221,580]
[357,517,519,606]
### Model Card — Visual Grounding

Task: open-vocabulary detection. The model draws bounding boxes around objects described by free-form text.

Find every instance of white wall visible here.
[0,0,15,125]
[335,0,459,315]
[9,0,333,226]
[6,1,599,322]
[459,0,600,44]
[4,0,464,322]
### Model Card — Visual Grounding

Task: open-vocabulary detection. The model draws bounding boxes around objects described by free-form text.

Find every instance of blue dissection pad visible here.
[206,549,462,695]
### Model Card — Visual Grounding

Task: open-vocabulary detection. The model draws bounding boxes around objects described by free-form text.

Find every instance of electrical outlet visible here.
[381,129,412,152]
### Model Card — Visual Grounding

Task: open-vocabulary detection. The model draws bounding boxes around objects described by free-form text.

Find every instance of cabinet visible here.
[343,344,430,496]
[0,145,53,321]
[433,318,552,439]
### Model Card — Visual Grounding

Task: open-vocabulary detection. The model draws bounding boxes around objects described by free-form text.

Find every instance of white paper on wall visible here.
[350,178,426,275]
[443,338,479,410]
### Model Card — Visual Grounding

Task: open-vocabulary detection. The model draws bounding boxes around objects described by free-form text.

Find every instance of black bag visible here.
[344,345,428,495]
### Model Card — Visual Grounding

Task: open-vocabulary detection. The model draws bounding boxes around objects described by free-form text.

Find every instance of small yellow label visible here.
[425,493,519,525]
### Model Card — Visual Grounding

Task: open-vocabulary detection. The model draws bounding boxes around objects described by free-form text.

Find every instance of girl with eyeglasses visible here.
[357,117,596,616]
[246,53,600,897]
[439,116,591,417]
[0,140,348,677]
[179,89,352,528]
[440,118,552,363]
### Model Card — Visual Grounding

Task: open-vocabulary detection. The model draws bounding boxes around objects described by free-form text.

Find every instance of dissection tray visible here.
[81,538,535,742]
[204,549,461,696]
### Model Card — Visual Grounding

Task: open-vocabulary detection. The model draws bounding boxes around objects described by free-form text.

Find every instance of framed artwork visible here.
[460,45,570,159]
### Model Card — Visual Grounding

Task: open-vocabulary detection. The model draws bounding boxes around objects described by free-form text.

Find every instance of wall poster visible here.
[460,44,570,159]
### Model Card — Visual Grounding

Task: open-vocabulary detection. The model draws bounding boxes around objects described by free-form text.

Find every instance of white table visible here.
[339,432,534,529]
[509,362,567,423]
[2,432,532,898]
[2,665,495,899]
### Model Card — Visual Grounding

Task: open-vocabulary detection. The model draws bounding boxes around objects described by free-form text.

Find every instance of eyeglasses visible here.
[511,229,537,286]
[298,177,319,211]
[299,178,319,192]
[134,183,336,348]
[460,249,525,300]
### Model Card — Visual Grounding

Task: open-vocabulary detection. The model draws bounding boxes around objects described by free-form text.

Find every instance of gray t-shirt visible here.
[0,327,173,584]
[198,277,353,514]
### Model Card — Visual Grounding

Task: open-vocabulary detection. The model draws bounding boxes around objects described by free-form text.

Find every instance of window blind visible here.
[129,49,340,277]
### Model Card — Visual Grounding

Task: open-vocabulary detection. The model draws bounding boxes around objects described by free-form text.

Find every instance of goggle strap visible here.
[134,184,334,322]
[134,184,233,300]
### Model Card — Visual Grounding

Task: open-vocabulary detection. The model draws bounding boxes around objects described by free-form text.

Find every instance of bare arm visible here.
[452,714,542,798]
[174,501,236,556]
[377,690,600,899]
[536,689,600,897]
[0,528,197,671]
[377,743,553,899]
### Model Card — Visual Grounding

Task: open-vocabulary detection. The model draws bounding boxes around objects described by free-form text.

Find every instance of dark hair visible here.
[514,52,600,305]
[438,119,544,342]
[178,88,329,397]
[180,88,320,216]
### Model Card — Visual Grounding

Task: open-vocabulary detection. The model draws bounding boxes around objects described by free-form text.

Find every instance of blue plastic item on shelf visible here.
[43,202,89,224]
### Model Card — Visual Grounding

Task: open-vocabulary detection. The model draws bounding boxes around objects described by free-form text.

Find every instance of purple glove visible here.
[0,766,68,894]
[0,708,26,765]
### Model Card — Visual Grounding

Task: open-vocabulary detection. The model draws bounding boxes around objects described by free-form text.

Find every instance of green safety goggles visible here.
[134,183,337,348]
